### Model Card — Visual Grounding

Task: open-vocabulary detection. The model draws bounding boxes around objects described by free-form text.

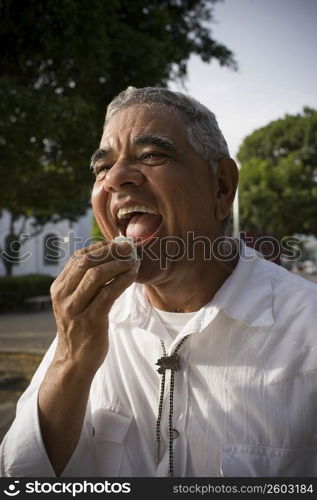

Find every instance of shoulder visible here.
[266,260,317,320]
[250,259,317,384]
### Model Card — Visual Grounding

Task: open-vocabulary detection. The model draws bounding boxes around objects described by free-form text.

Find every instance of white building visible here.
[0,209,93,277]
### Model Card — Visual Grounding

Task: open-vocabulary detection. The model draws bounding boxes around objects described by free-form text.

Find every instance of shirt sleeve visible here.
[0,338,96,477]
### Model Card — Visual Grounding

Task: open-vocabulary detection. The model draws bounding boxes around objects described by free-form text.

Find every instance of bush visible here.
[91,216,105,242]
[0,274,54,313]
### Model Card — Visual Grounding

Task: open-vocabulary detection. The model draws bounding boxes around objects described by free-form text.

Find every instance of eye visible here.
[93,164,112,181]
[139,152,168,165]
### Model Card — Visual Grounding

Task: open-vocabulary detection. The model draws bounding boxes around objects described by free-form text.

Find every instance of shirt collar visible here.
[109,240,274,328]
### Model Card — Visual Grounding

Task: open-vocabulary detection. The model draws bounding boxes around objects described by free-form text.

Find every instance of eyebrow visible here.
[133,134,177,153]
[90,148,109,170]
[90,134,177,170]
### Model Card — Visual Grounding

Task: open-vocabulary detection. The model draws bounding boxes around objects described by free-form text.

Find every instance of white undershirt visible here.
[153,307,197,340]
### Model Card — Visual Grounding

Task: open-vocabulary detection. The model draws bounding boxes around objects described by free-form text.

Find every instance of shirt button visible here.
[172,428,180,439]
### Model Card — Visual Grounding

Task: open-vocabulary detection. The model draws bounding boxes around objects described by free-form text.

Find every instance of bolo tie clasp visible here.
[155,353,181,374]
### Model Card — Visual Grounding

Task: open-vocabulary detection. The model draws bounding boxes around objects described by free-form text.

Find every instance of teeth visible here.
[117,205,159,220]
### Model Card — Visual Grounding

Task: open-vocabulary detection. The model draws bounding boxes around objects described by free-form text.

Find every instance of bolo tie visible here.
[155,335,189,477]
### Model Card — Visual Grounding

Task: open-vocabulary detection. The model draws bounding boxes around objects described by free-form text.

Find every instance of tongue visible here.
[126,214,162,241]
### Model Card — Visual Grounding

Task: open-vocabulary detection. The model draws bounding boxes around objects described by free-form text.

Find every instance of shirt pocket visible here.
[221,444,317,477]
[92,407,132,476]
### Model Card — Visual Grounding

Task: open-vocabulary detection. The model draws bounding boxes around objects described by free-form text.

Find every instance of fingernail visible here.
[116,242,133,254]
[113,236,138,260]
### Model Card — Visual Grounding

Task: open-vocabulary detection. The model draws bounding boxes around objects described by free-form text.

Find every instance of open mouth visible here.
[116,205,163,246]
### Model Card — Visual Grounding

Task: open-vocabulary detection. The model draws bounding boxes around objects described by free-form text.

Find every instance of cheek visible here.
[91,182,106,214]
[91,183,115,239]
[91,181,105,198]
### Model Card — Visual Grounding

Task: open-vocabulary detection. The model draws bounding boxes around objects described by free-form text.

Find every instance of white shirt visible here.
[1,242,317,477]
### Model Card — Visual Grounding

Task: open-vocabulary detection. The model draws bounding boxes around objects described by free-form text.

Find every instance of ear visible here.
[214,158,239,221]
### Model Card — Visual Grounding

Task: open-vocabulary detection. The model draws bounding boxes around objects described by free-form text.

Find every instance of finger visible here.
[50,240,109,300]
[90,266,138,314]
[55,240,109,284]
[56,240,136,296]
[69,258,139,312]
[81,240,136,265]
[65,241,137,295]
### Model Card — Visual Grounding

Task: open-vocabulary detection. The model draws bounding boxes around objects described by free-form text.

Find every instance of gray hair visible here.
[105,86,230,173]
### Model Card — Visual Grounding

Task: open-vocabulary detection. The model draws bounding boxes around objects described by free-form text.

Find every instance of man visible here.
[1,87,317,477]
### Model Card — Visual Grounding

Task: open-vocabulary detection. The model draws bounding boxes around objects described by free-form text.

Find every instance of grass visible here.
[0,352,43,405]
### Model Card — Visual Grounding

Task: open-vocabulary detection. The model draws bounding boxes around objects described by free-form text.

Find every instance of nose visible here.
[103,159,145,193]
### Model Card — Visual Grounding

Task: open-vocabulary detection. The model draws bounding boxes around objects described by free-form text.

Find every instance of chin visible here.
[134,257,172,286]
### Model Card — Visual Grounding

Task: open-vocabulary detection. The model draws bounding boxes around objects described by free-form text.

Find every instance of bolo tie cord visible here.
[155,335,189,477]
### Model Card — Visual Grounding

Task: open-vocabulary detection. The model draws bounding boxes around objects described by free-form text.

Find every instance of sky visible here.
[169,0,317,159]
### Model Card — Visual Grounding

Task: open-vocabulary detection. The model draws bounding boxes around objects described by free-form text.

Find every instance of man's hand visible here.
[50,239,139,376]
[38,239,139,475]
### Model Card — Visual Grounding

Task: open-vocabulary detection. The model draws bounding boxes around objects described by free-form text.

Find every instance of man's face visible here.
[91,104,220,284]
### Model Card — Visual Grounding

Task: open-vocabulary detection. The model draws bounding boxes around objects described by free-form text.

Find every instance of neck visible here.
[145,239,239,312]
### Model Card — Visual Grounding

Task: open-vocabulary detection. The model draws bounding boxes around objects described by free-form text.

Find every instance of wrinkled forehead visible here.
[101,104,189,149]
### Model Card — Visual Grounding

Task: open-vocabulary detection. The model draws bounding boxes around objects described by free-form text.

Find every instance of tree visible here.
[0,0,236,274]
[237,107,317,239]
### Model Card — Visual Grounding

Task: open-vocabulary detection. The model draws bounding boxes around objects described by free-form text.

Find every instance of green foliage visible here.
[237,108,317,238]
[0,0,236,228]
[0,274,54,312]
[91,216,105,242]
